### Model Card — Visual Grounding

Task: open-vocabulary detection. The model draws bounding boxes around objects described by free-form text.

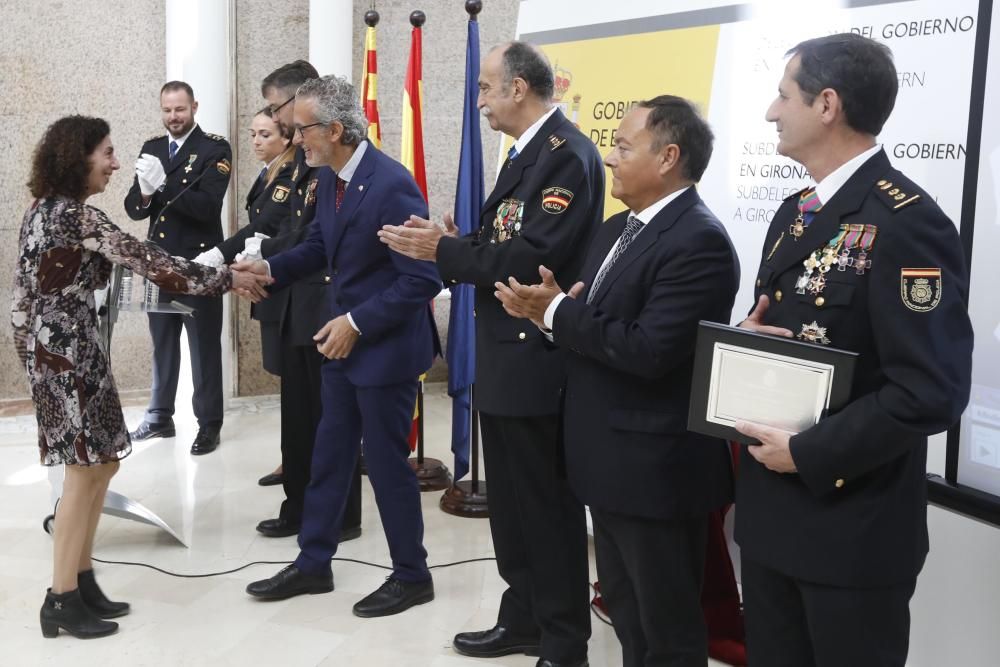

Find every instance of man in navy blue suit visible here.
[237,75,441,617]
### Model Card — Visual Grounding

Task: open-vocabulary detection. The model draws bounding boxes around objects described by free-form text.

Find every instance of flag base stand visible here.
[409,456,452,492]
[440,480,489,518]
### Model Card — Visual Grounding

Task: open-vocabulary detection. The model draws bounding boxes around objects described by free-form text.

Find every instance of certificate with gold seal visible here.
[688,321,858,444]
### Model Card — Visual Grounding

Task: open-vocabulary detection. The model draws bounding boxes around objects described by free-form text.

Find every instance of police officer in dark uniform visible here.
[125,81,232,455]
[379,42,603,667]
[201,108,297,378]
[250,61,362,541]
[734,34,973,667]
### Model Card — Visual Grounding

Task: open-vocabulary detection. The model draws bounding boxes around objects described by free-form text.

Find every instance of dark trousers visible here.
[145,293,223,428]
[294,366,427,582]
[742,558,916,667]
[276,342,360,527]
[479,412,590,662]
[592,509,708,667]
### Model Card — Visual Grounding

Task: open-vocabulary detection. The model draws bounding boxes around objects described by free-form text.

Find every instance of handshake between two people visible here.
[227,259,358,361]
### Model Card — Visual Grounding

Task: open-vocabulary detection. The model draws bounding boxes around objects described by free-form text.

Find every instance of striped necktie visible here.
[587,214,644,303]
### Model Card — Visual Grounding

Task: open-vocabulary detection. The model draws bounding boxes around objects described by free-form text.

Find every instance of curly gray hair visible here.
[296,74,368,146]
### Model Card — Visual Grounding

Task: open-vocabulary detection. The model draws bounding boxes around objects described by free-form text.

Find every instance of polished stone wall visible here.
[0,1,166,405]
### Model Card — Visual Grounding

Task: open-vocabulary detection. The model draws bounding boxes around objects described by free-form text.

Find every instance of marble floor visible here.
[0,383,729,667]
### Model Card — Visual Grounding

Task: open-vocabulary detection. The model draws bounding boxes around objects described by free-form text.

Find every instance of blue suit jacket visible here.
[267,145,441,387]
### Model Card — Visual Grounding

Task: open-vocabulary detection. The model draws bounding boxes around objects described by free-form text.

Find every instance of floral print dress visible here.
[10,196,232,466]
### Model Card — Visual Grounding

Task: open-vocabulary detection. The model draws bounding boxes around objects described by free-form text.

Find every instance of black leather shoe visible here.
[352,576,434,617]
[77,569,130,619]
[535,659,589,667]
[340,524,362,543]
[40,588,118,639]
[129,421,175,441]
[258,472,283,486]
[453,625,541,658]
[246,565,333,600]
[256,517,300,538]
[190,427,221,455]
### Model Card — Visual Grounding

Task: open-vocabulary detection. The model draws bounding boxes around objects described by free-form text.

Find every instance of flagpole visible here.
[439,0,489,518]
[403,7,452,493]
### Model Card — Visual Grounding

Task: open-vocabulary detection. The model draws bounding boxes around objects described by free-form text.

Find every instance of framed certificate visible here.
[687,321,858,444]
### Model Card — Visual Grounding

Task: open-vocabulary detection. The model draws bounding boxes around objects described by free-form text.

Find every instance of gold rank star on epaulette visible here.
[547,134,566,152]
[204,132,226,141]
[874,178,921,211]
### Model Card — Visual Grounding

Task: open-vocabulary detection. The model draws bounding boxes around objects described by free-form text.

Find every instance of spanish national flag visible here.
[361,23,381,148]
[401,19,427,201]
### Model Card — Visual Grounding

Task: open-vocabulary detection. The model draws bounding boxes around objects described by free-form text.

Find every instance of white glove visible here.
[192,247,225,267]
[136,153,167,192]
[134,156,156,196]
[236,233,269,262]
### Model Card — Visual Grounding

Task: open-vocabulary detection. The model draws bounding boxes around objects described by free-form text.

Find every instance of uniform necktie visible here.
[258,166,268,182]
[168,140,178,161]
[335,177,346,212]
[791,186,823,239]
[587,214,644,304]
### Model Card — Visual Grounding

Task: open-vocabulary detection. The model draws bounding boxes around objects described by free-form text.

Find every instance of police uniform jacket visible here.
[735,149,974,587]
[256,149,331,346]
[436,109,605,416]
[555,187,740,519]
[216,160,294,265]
[124,125,231,260]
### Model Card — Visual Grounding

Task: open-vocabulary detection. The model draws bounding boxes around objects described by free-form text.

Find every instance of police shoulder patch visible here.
[272,185,290,203]
[541,187,574,214]
[547,134,567,152]
[875,178,921,211]
[216,158,231,175]
[900,267,942,312]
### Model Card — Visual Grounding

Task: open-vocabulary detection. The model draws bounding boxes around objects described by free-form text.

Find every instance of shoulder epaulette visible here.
[874,178,921,211]
[147,133,166,143]
[784,186,810,202]
[204,132,227,142]
[547,134,566,152]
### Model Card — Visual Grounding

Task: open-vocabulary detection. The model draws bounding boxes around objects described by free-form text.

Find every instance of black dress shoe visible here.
[256,517,300,537]
[246,565,333,600]
[340,524,362,543]
[77,569,130,619]
[453,625,542,658]
[352,576,434,617]
[129,421,175,441]
[535,659,589,667]
[190,427,221,455]
[40,588,118,639]
[258,472,283,486]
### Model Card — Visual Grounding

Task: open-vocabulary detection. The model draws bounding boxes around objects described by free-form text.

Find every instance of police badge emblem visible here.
[900,268,942,312]
[541,187,573,214]
[491,198,524,243]
[272,185,290,203]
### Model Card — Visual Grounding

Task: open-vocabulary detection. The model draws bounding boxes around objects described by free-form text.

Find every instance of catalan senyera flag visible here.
[401,19,428,452]
[400,20,427,200]
[361,24,381,148]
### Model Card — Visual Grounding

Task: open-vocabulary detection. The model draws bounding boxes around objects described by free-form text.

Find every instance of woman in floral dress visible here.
[10,115,267,639]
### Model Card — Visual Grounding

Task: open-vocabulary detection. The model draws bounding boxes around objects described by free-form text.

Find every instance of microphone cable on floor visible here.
[90,555,498,579]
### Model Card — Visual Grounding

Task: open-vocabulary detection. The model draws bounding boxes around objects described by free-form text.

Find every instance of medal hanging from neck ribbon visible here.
[790,187,822,240]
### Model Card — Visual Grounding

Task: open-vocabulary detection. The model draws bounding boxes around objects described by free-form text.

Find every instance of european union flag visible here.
[447,15,484,481]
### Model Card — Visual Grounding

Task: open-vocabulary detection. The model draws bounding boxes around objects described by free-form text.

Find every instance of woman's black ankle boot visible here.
[40,588,118,639]
[78,569,131,618]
